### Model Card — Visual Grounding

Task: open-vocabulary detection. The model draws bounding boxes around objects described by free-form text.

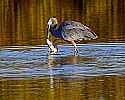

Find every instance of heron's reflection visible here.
[47,53,96,99]
[47,54,55,100]
[47,54,95,66]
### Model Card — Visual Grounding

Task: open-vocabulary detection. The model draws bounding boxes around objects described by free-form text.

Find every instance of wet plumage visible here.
[47,17,98,53]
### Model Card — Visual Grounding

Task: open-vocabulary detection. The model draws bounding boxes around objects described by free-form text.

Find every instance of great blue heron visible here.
[47,17,97,53]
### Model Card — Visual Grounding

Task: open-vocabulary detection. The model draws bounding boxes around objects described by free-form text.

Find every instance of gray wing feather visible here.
[62,21,97,41]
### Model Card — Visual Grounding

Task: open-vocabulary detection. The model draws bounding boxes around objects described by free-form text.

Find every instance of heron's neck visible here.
[49,24,63,38]
[49,24,57,33]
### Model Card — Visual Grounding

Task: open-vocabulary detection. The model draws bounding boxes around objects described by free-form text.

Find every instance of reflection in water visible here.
[1,75,125,100]
[0,0,125,45]
[0,0,125,99]
[0,44,125,99]
[1,44,125,76]
[47,54,96,100]
[48,54,96,66]
[47,54,55,100]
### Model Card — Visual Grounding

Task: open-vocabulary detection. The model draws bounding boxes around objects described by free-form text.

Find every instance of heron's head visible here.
[47,17,58,30]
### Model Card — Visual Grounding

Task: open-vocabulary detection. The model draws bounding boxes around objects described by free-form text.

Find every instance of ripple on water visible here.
[0,43,125,79]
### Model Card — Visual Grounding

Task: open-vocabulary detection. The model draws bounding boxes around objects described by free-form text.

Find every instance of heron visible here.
[47,17,98,53]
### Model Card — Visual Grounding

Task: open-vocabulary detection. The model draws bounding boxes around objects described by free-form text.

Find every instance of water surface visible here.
[0,43,125,99]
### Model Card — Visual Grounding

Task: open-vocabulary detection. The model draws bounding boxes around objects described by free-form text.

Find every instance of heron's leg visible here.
[70,41,79,53]
[48,47,51,53]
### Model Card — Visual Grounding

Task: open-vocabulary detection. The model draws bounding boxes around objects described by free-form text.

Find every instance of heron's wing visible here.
[62,21,92,31]
[62,21,97,41]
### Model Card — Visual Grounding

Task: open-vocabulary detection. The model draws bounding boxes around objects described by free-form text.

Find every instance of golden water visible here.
[1,76,125,100]
[0,0,125,45]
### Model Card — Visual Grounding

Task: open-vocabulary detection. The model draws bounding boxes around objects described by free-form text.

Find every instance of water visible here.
[0,43,125,99]
[0,0,125,99]
[0,0,125,46]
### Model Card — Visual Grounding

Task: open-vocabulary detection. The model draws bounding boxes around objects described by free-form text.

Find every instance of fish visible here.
[46,39,58,53]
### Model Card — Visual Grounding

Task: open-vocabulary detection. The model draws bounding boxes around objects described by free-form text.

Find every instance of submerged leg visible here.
[70,40,79,53]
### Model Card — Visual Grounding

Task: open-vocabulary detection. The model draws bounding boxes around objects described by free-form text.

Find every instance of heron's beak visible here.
[47,28,50,38]
[47,21,52,39]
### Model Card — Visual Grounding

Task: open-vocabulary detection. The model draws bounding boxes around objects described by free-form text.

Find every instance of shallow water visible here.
[0,43,125,99]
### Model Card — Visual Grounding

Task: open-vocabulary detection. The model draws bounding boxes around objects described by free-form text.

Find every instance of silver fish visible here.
[46,39,58,53]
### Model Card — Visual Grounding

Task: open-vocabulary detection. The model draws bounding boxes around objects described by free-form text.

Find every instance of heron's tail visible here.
[82,31,98,40]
